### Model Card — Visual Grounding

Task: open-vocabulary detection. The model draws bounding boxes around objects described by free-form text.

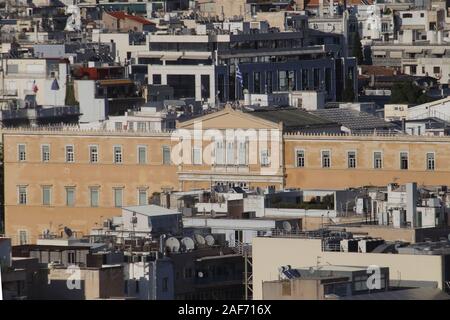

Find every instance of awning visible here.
[161,52,182,61]
[181,52,212,60]
[431,48,446,55]
[373,51,386,56]
[405,47,423,53]
[98,79,133,86]
[390,51,402,58]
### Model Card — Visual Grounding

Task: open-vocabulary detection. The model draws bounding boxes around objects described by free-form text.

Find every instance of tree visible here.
[342,78,355,102]
[389,82,435,104]
[65,81,78,106]
[352,32,364,65]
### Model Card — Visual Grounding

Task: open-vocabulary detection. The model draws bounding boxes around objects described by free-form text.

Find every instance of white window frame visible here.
[89,145,99,163]
[65,145,75,163]
[113,145,123,164]
[18,229,28,245]
[260,149,270,167]
[42,185,52,206]
[426,152,435,171]
[400,151,409,170]
[192,147,202,165]
[114,188,124,208]
[41,144,50,162]
[18,144,26,162]
[373,151,383,169]
[321,149,331,168]
[295,148,305,168]
[65,187,75,207]
[17,186,27,205]
[138,188,148,206]
[347,150,357,169]
[90,186,100,207]
[162,146,171,165]
[137,145,147,164]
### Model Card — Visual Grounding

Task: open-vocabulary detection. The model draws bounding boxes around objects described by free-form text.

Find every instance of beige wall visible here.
[284,134,450,189]
[3,132,178,243]
[252,237,444,300]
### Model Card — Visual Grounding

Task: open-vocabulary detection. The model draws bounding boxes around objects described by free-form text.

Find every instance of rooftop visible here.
[122,205,180,217]
[246,108,338,130]
[310,109,398,131]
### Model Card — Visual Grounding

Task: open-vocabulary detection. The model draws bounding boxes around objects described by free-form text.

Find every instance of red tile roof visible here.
[107,11,154,25]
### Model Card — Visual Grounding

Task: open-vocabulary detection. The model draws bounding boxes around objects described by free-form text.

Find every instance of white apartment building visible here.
[0,58,67,106]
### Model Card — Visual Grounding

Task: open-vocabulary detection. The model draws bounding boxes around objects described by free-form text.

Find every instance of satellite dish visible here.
[194,234,206,246]
[181,237,195,251]
[198,271,204,278]
[205,234,215,246]
[64,226,73,238]
[309,267,315,274]
[165,237,180,253]
[282,221,292,232]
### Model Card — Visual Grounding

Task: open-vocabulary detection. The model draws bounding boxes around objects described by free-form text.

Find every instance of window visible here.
[18,186,27,205]
[18,144,26,161]
[137,122,146,132]
[374,152,383,169]
[427,152,435,171]
[19,230,28,245]
[138,146,147,164]
[261,149,270,167]
[226,141,235,165]
[114,146,122,163]
[90,187,99,207]
[66,187,75,207]
[89,145,98,163]
[400,152,408,170]
[162,277,169,292]
[162,146,171,165]
[278,70,288,91]
[266,71,273,93]
[433,66,441,74]
[68,252,76,264]
[215,140,225,165]
[193,147,202,165]
[347,151,356,169]
[42,186,51,206]
[296,150,305,167]
[153,74,161,85]
[253,72,261,94]
[114,188,123,207]
[65,145,74,163]
[321,150,331,168]
[41,144,50,162]
[115,122,123,131]
[138,189,147,206]
[238,140,247,165]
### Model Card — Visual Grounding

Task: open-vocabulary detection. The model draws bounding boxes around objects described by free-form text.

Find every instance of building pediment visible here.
[177,106,281,131]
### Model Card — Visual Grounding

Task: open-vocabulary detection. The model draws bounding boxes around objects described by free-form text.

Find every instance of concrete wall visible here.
[252,237,444,300]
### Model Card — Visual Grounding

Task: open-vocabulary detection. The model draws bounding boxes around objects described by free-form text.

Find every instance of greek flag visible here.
[236,64,243,88]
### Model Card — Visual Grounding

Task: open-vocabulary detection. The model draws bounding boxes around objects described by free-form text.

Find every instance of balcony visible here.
[0,89,18,96]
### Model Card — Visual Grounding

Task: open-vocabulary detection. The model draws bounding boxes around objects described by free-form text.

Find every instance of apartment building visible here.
[0,58,67,106]
[7,106,450,243]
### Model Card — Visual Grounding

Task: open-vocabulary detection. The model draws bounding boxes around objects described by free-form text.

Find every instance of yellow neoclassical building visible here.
[4,106,450,243]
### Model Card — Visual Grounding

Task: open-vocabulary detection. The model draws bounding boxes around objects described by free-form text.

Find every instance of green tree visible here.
[390,82,435,104]
[65,81,78,106]
[352,32,364,65]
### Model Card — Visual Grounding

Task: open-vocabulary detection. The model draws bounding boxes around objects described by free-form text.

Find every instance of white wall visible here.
[75,80,106,123]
